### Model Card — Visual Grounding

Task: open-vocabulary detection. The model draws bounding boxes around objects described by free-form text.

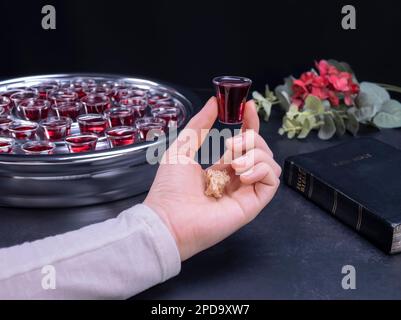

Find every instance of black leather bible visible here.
[284,138,401,254]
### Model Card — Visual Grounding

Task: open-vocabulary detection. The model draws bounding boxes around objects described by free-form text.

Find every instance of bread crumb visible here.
[204,169,230,198]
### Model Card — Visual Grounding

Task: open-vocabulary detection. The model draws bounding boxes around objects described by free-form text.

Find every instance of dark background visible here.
[0,0,400,92]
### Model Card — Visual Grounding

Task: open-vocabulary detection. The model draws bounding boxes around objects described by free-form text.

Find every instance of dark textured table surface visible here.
[1,89,401,300]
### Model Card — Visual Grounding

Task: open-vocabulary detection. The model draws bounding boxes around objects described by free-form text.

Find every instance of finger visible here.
[241,100,259,133]
[232,148,282,177]
[239,162,278,187]
[167,96,217,159]
[225,130,273,158]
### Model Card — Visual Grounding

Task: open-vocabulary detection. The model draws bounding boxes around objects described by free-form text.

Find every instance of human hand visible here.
[144,97,281,261]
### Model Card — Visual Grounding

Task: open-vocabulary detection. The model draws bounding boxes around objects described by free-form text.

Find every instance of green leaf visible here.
[286,104,299,120]
[307,115,318,128]
[275,90,291,111]
[373,100,401,128]
[347,105,376,123]
[297,118,312,139]
[332,111,346,136]
[275,76,293,111]
[345,112,359,136]
[282,116,292,129]
[278,128,285,136]
[264,85,277,102]
[304,95,324,114]
[356,82,390,112]
[284,117,300,130]
[318,114,336,140]
[287,131,296,139]
[252,91,265,101]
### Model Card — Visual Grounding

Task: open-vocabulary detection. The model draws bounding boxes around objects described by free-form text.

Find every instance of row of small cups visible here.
[0,92,180,128]
[0,84,172,116]
[0,116,168,155]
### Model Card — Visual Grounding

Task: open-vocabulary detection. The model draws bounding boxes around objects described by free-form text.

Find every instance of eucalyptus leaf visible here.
[264,85,277,102]
[296,113,308,125]
[332,111,346,136]
[345,112,359,136]
[297,118,312,139]
[275,89,291,111]
[261,101,273,122]
[373,100,401,128]
[286,118,300,129]
[381,99,401,114]
[304,95,324,114]
[348,105,377,123]
[252,91,265,101]
[356,82,390,113]
[275,76,294,111]
[308,115,318,128]
[322,100,331,111]
[282,116,292,129]
[287,131,296,139]
[318,114,336,140]
[286,104,299,120]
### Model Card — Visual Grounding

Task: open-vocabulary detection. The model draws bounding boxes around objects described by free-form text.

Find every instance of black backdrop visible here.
[1,0,400,92]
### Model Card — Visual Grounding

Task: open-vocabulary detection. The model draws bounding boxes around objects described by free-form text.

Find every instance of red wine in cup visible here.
[0,138,14,153]
[0,116,13,135]
[9,122,38,140]
[106,107,135,127]
[0,96,13,113]
[136,118,166,141]
[151,106,180,127]
[19,99,50,121]
[22,141,55,155]
[213,76,252,125]
[41,117,72,142]
[81,94,111,114]
[106,127,137,147]
[52,101,83,121]
[77,114,108,136]
[65,135,98,153]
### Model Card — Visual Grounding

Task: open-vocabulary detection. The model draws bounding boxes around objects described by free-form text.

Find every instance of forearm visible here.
[0,204,181,299]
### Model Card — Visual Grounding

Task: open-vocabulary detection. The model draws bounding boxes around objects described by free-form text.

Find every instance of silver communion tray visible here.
[0,74,198,208]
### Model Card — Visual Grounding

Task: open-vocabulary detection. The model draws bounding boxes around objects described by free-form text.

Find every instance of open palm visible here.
[144,97,281,261]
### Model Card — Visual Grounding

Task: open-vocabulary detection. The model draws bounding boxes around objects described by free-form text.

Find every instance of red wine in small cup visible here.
[9,122,38,140]
[0,138,14,153]
[41,117,72,142]
[106,127,137,147]
[22,141,55,155]
[106,107,135,127]
[213,76,252,125]
[136,118,166,141]
[65,135,98,153]
[0,116,13,135]
[77,114,108,136]
[52,102,83,121]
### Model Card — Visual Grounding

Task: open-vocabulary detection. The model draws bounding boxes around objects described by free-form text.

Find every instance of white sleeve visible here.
[0,204,181,300]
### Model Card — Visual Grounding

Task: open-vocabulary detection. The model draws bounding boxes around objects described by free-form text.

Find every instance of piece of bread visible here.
[204,169,231,198]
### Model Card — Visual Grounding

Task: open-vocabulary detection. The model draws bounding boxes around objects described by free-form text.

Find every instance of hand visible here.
[144,97,281,261]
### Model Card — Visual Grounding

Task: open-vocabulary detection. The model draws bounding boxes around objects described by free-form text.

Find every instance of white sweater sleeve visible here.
[0,204,181,300]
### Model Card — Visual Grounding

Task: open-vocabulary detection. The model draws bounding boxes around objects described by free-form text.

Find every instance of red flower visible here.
[315,60,339,76]
[291,60,360,108]
[328,74,350,92]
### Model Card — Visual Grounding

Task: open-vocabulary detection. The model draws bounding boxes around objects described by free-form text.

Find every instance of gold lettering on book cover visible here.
[296,168,307,193]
